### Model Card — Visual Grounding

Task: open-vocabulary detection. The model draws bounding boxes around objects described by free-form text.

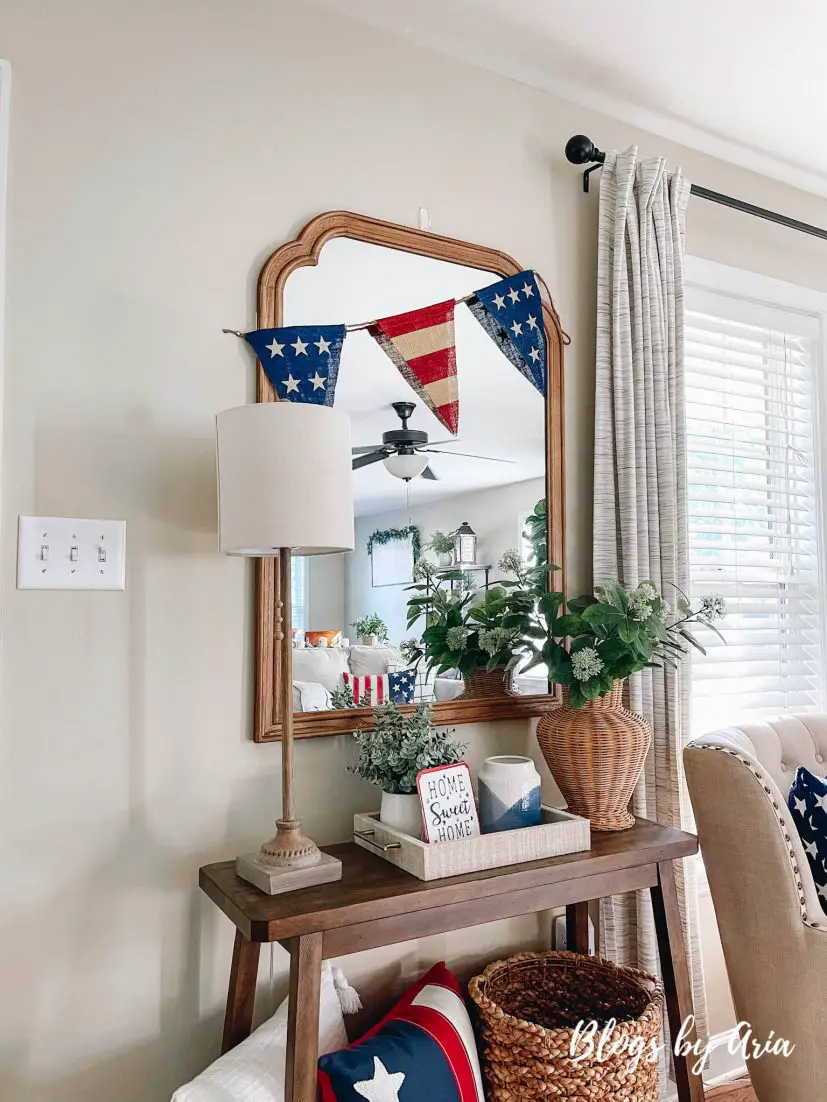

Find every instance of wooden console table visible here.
[200,818,703,1102]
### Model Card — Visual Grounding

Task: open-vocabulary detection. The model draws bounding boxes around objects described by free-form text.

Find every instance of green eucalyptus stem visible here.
[350,702,466,795]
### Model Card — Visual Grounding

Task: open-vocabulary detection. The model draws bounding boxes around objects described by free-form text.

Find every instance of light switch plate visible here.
[17,516,126,590]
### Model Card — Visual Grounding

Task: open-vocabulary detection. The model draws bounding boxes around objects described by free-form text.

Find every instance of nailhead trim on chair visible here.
[692,745,823,930]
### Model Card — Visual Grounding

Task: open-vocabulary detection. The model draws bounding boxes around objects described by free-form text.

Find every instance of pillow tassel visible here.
[332,966,362,1014]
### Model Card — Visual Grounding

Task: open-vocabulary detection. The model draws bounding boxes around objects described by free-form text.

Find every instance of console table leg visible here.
[565,902,590,953]
[285,932,323,1102]
[651,860,704,1102]
[222,930,261,1054]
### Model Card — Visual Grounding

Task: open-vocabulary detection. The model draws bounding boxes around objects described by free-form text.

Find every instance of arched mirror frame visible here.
[252,211,566,742]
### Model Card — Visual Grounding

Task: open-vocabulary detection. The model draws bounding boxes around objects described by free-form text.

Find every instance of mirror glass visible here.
[283,237,548,714]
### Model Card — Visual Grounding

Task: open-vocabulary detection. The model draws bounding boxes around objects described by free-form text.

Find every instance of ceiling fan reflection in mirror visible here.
[352,401,516,482]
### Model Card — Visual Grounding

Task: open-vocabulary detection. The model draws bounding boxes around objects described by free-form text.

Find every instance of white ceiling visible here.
[312,0,827,197]
[284,238,546,516]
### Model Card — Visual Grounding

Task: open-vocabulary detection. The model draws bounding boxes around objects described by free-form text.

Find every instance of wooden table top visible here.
[200,818,697,942]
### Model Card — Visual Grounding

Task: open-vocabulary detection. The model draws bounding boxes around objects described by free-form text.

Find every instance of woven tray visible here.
[353,806,590,880]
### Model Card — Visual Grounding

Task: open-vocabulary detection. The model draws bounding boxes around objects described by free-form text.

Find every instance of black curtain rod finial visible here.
[565,131,827,240]
[565,134,605,166]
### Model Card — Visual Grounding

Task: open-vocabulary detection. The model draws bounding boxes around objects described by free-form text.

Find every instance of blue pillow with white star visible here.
[317,962,484,1102]
[788,766,827,914]
[388,670,416,705]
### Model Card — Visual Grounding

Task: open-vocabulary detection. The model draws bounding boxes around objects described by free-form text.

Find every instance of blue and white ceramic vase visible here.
[477,755,541,834]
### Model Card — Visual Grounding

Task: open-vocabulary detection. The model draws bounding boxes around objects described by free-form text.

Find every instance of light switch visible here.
[17,517,126,590]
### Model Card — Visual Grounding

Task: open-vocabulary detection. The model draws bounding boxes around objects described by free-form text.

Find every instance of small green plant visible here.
[350,702,466,794]
[525,581,727,709]
[329,681,357,710]
[352,613,389,643]
[426,530,456,555]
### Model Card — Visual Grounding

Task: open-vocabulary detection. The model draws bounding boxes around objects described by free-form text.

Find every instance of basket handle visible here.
[353,829,402,853]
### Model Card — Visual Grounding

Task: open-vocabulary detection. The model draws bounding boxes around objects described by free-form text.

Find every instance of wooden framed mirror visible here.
[252,211,565,742]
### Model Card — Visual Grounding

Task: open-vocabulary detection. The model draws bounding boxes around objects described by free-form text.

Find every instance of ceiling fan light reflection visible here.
[382,452,429,480]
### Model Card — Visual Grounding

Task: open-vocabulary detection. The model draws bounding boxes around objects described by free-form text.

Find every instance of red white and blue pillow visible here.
[318,961,484,1102]
[343,670,416,706]
[788,766,827,914]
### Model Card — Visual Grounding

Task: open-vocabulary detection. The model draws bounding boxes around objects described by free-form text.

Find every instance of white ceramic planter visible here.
[438,552,453,568]
[478,755,542,834]
[380,791,423,839]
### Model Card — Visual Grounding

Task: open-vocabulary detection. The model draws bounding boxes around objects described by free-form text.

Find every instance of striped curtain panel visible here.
[593,147,709,1051]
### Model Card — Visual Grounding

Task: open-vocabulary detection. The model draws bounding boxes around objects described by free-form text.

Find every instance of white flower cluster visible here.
[479,627,512,656]
[445,626,470,651]
[700,594,727,622]
[498,548,523,575]
[571,646,604,681]
[628,580,659,622]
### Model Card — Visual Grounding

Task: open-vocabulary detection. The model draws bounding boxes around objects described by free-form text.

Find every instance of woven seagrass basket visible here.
[468,951,664,1101]
[459,667,514,700]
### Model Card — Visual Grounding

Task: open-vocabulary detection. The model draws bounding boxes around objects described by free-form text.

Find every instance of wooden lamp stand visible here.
[217,401,353,896]
[237,549,343,894]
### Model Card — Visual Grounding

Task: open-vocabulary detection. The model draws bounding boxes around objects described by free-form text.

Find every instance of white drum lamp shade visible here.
[216,403,355,556]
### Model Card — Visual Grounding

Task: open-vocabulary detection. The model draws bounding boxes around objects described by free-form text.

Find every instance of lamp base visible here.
[235,819,343,896]
[259,819,322,869]
[236,850,342,896]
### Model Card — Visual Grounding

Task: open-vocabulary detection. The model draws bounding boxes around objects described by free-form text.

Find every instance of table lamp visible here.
[216,402,354,893]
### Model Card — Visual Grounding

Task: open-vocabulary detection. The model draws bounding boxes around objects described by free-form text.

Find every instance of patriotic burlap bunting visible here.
[237,271,548,422]
[368,300,459,435]
[467,271,547,396]
[243,325,345,406]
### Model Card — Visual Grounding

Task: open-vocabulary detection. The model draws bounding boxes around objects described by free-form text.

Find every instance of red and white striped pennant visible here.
[368,300,459,435]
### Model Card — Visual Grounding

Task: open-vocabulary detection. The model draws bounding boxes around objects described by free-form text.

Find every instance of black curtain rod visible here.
[565,135,827,243]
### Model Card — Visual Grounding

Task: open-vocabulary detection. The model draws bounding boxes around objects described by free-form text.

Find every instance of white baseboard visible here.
[702,1027,748,1085]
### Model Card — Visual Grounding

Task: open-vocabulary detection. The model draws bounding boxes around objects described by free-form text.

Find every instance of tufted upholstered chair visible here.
[684,716,827,1100]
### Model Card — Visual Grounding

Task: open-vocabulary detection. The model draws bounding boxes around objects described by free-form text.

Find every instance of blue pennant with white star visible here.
[244,325,346,406]
[466,271,547,396]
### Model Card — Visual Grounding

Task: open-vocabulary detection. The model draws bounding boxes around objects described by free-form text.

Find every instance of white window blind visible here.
[685,287,825,737]
[292,556,308,635]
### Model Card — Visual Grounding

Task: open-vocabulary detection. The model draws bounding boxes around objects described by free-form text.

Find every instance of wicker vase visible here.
[536,680,650,831]
[460,667,513,700]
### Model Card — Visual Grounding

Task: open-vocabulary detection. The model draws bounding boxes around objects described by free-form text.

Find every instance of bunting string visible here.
[224,270,569,414]
[223,270,569,342]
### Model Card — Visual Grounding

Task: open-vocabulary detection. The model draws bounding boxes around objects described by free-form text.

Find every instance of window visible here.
[292,555,308,635]
[685,265,826,737]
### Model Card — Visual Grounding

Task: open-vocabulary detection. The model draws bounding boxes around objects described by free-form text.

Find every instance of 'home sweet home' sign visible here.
[417,763,481,844]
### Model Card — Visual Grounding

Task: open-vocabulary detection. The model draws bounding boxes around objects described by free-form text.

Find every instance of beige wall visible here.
[4,1,827,1098]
